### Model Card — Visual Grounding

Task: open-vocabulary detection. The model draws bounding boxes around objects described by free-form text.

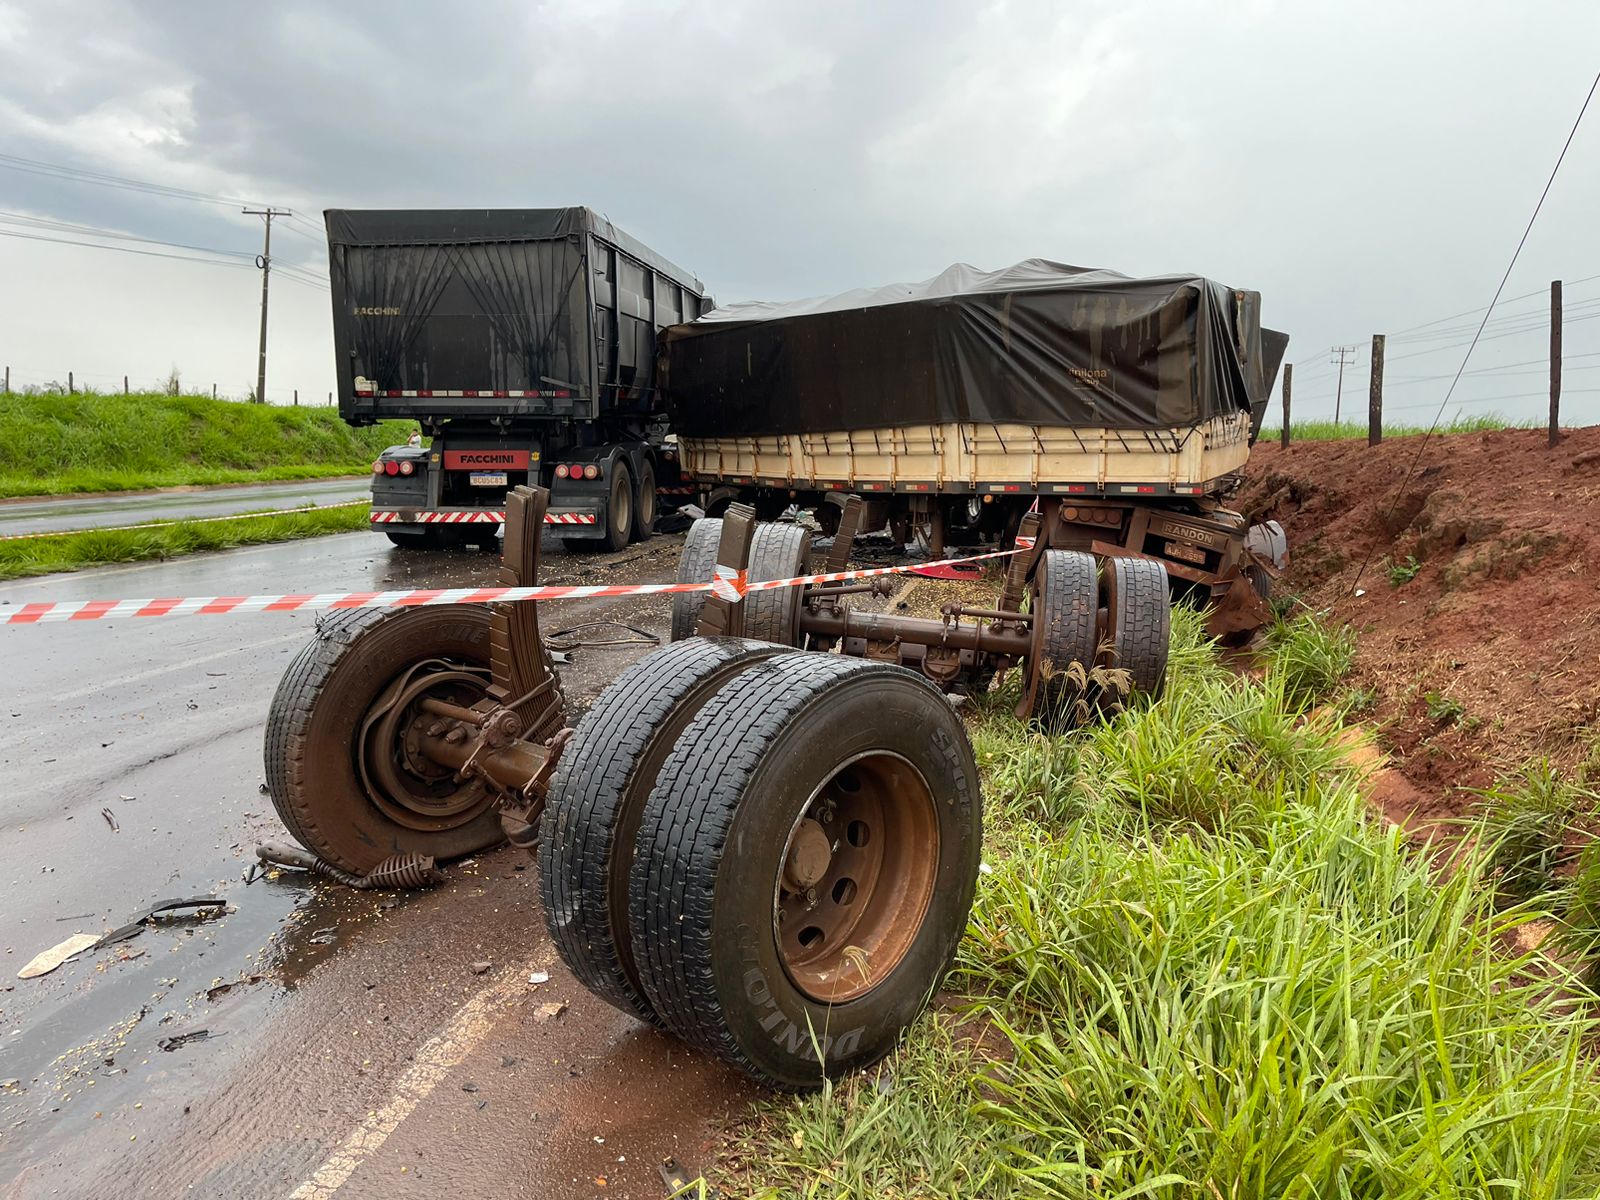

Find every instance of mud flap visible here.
[1207,574,1275,639]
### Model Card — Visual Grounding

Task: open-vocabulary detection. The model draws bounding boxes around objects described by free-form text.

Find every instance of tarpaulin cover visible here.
[327,209,592,408]
[326,208,705,423]
[661,259,1284,438]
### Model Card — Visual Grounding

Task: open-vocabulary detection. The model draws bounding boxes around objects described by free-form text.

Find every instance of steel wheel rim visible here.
[772,750,940,1003]
[359,663,496,831]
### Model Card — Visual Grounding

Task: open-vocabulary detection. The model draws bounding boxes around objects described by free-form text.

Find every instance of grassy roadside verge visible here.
[0,504,370,581]
[735,608,1600,1198]
[1257,415,1527,442]
[0,390,413,499]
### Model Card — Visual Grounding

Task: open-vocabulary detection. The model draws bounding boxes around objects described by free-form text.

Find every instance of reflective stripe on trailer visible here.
[356,389,572,399]
[370,510,597,526]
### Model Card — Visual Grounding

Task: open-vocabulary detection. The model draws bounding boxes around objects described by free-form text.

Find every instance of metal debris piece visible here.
[527,970,550,985]
[94,897,226,950]
[253,841,444,890]
[157,1030,212,1052]
[18,933,99,979]
[101,808,119,832]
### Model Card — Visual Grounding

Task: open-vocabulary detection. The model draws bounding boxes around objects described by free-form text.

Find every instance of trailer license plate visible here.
[1165,540,1206,566]
[469,472,508,487]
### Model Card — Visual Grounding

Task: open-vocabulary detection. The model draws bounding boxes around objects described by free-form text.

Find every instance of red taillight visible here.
[399,460,415,476]
[384,460,400,476]
[583,463,600,480]
[372,460,383,474]
[554,464,569,479]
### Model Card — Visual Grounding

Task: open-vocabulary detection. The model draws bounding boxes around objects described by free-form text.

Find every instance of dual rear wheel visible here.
[539,640,981,1088]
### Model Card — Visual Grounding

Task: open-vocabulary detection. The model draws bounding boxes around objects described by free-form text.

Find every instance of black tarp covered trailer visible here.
[327,207,709,426]
[661,259,1283,440]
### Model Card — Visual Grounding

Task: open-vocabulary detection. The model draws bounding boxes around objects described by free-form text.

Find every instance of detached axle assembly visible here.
[261,485,1173,1090]
[670,496,1172,729]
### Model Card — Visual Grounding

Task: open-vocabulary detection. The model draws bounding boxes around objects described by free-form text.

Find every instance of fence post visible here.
[212,383,217,400]
[294,389,299,406]
[123,375,129,396]
[1280,363,1291,449]
[1550,280,1562,448]
[68,370,74,394]
[3,365,8,394]
[1368,334,1385,446]
[327,392,332,406]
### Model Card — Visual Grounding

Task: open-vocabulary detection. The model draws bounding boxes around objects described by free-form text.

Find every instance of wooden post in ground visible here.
[1368,334,1385,446]
[123,375,128,395]
[1550,280,1562,448]
[3,366,8,394]
[294,389,299,406]
[1280,363,1292,449]
[212,383,217,400]
[68,370,74,394]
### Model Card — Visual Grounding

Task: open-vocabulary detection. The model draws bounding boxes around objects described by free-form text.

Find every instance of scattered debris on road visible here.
[100,807,119,832]
[471,960,493,975]
[528,970,550,986]
[17,932,99,979]
[94,897,226,949]
[157,1030,213,1052]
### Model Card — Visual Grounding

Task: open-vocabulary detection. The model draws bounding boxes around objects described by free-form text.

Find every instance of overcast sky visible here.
[1,1,1597,426]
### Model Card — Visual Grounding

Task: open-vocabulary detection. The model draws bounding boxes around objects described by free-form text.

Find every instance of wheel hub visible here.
[783,819,833,891]
[357,660,496,832]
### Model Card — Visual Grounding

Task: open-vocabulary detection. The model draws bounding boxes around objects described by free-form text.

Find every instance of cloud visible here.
[0,0,1597,422]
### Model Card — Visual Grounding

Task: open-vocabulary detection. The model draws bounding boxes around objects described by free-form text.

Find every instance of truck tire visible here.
[1100,556,1171,701]
[385,527,439,549]
[628,654,981,1089]
[632,458,657,543]
[671,517,723,640]
[602,459,634,553]
[745,523,811,646]
[1245,562,1272,601]
[264,606,505,874]
[1023,550,1100,732]
[539,638,787,1023]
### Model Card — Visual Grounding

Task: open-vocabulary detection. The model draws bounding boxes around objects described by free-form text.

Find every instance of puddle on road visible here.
[0,857,403,1183]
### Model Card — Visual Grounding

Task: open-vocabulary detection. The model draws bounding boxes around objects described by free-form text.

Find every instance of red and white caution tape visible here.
[2,546,1029,626]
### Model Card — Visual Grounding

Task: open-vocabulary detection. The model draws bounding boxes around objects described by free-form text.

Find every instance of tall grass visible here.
[0,390,413,497]
[745,608,1600,1199]
[1258,415,1530,443]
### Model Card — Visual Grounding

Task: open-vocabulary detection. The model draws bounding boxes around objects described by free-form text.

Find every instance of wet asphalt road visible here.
[0,478,371,537]
[0,530,754,1199]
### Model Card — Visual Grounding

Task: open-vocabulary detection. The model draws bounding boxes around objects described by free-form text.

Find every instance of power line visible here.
[1347,68,1600,596]
[0,227,255,271]
[0,151,270,210]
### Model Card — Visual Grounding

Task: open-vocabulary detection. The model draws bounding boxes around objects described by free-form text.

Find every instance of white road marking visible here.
[287,954,550,1198]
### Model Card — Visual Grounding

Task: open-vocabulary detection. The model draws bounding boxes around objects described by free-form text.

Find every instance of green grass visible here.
[0,389,413,498]
[0,503,370,580]
[1259,415,1531,443]
[1475,759,1596,903]
[741,608,1600,1199]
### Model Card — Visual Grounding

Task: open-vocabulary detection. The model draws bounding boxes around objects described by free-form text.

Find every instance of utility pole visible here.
[1550,280,1562,448]
[1280,363,1292,449]
[243,207,290,404]
[1330,345,1358,426]
[1368,334,1385,446]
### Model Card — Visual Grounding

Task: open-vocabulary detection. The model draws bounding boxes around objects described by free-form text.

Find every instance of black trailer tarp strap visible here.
[662,259,1275,438]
